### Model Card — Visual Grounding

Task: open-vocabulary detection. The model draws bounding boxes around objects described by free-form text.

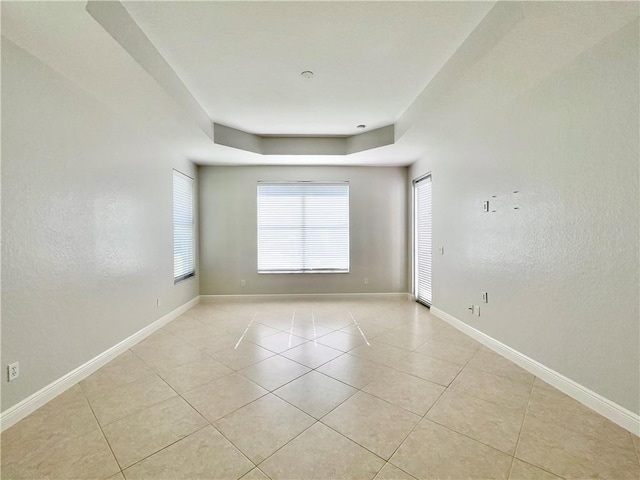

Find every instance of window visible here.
[257,182,349,273]
[414,174,432,306]
[173,170,195,283]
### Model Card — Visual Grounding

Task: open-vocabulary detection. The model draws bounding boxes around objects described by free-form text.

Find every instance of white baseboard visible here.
[430,306,640,435]
[0,296,200,432]
[200,292,412,303]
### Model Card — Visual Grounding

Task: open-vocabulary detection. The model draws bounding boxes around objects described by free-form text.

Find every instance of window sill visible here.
[174,272,196,284]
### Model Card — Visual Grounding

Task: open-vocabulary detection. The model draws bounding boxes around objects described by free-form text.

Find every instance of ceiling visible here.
[121,1,494,136]
[2,2,638,167]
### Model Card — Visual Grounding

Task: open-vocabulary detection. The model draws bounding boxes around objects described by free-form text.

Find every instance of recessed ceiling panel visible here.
[122,1,494,135]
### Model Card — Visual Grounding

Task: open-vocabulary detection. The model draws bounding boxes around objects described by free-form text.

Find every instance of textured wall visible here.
[408,17,639,412]
[1,39,199,411]
[199,166,408,295]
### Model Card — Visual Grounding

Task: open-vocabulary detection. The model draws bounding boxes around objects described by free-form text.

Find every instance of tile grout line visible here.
[119,424,212,476]
[195,300,511,476]
[85,349,221,476]
[77,381,126,477]
[378,340,477,474]
[13,299,613,480]
[506,374,536,479]
[175,388,261,476]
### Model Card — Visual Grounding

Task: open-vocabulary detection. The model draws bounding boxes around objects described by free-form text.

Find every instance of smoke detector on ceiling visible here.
[357,124,366,130]
[300,70,314,79]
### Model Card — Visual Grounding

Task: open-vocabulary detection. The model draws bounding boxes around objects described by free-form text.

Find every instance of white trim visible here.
[0,296,200,432]
[199,293,412,303]
[430,306,640,435]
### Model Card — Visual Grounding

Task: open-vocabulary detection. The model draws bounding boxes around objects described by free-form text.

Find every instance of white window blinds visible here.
[173,170,195,283]
[415,175,432,306]
[257,182,349,273]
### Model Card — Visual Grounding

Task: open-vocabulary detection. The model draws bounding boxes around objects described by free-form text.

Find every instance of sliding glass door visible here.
[414,175,432,306]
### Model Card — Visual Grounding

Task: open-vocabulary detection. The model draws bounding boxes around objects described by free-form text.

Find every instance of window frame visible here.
[414,173,432,306]
[256,181,350,274]
[173,169,195,284]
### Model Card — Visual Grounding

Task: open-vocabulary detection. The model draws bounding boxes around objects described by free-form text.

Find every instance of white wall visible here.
[1,38,199,411]
[199,166,407,295]
[408,19,639,413]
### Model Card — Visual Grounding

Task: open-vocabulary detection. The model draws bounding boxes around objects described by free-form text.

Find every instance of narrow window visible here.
[414,174,432,306]
[173,170,195,283]
[257,182,349,273]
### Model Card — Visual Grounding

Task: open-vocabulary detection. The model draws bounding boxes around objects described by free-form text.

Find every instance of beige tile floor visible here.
[2,299,639,480]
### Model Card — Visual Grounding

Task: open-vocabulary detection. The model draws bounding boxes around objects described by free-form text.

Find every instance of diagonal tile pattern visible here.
[2,298,638,480]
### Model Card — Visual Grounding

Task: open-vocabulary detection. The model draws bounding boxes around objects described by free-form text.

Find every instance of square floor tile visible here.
[374,463,417,480]
[183,332,240,353]
[317,330,365,351]
[393,351,462,387]
[182,373,267,422]
[102,396,207,468]
[390,419,512,480]
[1,428,119,480]
[433,328,483,350]
[389,316,444,340]
[341,322,392,339]
[632,433,640,461]
[375,330,429,350]
[274,371,357,419]
[81,351,153,391]
[208,342,275,370]
[239,355,310,391]
[82,374,176,426]
[314,312,355,330]
[317,354,391,389]
[466,351,535,384]
[240,468,270,480]
[259,422,385,480]
[228,322,280,346]
[322,391,421,460]
[214,394,315,463]
[122,426,253,479]
[254,312,295,330]
[516,414,639,479]
[449,367,532,409]
[155,354,232,394]
[526,379,634,450]
[350,342,407,367]
[131,335,202,371]
[251,331,308,353]
[363,370,444,416]
[414,338,477,366]
[2,385,98,451]
[509,460,562,479]
[289,322,335,341]
[426,389,525,454]
[281,342,343,368]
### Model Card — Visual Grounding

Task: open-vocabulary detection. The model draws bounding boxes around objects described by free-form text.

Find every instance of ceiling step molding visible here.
[214,123,395,156]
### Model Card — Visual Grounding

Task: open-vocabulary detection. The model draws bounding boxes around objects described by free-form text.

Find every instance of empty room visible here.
[1,1,639,479]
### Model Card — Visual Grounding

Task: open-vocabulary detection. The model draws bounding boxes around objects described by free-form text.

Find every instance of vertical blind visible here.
[415,175,432,306]
[257,182,349,273]
[173,170,195,282]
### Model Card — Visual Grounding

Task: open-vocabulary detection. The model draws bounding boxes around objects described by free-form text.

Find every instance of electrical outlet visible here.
[482,201,489,212]
[240,279,246,287]
[474,305,481,316]
[481,292,488,303]
[7,362,19,382]
[156,298,161,308]
[438,247,445,255]
[364,277,369,285]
